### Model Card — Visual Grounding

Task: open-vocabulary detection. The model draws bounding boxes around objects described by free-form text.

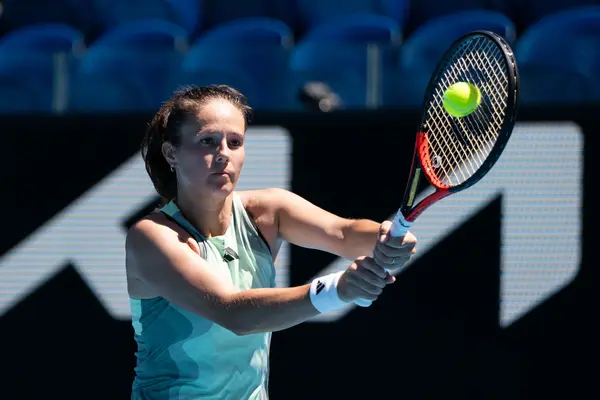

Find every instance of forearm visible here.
[339,219,380,260]
[223,284,319,335]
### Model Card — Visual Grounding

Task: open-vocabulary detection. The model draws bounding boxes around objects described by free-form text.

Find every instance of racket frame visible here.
[398,30,520,224]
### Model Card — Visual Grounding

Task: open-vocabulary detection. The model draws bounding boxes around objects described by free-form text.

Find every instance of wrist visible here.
[309,271,348,314]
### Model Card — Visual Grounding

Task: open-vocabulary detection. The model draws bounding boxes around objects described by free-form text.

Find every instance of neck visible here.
[175,189,234,238]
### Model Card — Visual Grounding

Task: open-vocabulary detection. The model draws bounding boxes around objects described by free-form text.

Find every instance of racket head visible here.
[399,30,519,221]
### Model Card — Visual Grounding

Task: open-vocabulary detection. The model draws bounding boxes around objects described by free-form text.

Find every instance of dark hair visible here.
[141,85,253,204]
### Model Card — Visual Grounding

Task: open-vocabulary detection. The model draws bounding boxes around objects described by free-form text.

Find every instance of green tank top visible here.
[130,192,276,400]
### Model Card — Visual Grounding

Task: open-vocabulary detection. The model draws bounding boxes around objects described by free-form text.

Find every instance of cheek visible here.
[234,150,245,168]
[179,148,210,165]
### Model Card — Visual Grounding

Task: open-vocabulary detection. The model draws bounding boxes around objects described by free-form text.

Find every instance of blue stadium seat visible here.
[0,76,51,114]
[379,0,410,24]
[398,10,517,75]
[191,17,293,45]
[381,71,430,108]
[515,6,600,79]
[166,0,203,36]
[89,19,189,50]
[76,19,187,107]
[162,69,260,106]
[514,0,597,28]
[201,0,272,29]
[301,12,402,42]
[517,65,591,106]
[0,53,56,113]
[183,18,295,109]
[295,0,409,29]
[74,20,187,108]
[67,73,155,112]
[383,10,516,108]
[0,23,84,53]
[297,0,381,29]
[291,13,403,108]
[1,0,92,36]
[91,0,184,34]
[402,0,492,32]
[515,6,600,106]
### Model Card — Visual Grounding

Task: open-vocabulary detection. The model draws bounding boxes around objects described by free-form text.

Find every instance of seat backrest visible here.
[296,0,379,29]
[1,0,91,35]
[196,17,293,45]
[184,18,295,109]
[517,65,591,106]
[404,0,490,31]
[68,73,155,112]
[0,23,85,53]
[92,0,183,33]
[184,18,293,74]
[165,0,203,35]
[301,13,402,43]
[90,19,189,50]
[201,0,271,29]
[515,6,600,76]
[515,0,597,29]
[399,10,516,73]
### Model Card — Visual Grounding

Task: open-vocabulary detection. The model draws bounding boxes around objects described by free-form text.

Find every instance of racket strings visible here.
[424,35,509,187]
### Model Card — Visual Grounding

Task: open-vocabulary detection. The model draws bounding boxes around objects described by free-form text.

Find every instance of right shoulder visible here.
[126,212,201,268]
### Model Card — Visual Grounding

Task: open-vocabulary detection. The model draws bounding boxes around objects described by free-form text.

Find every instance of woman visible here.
[126,85,417,399]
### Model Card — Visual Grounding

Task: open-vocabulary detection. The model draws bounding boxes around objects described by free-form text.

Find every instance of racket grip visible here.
[389,210,412,238]
[354,211,412,308]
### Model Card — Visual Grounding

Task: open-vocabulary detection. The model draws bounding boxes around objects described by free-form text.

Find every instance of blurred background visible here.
[0,1,597,399]
[0,0,599,112]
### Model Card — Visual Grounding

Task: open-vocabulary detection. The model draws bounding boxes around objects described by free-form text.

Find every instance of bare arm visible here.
[269,188,382,260]
[126,216,320,336]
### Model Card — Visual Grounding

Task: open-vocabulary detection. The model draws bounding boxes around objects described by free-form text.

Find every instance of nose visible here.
[215,153,229,164]
[215,140,230,164]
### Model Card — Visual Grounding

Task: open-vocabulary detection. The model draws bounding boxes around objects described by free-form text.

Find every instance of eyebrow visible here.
[195,129,244,136]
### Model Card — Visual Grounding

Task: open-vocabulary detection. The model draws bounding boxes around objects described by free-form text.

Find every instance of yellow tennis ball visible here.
[442,82,481,118]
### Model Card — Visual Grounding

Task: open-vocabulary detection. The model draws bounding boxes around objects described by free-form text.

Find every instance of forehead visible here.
[178,98,246,137]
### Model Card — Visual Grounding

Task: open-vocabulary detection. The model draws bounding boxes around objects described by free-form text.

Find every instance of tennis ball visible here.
[442,82,481,118]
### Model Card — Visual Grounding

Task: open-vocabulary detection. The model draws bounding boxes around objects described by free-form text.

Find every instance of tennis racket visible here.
[356,30,519,307]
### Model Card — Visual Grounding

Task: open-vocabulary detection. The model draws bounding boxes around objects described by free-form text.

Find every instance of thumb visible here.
[378,220,392,243]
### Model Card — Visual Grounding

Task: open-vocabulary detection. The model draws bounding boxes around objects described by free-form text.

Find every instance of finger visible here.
[381,236,415,249]
[373,246,395,266]
[374,243,411,258]
[385,272,396,284]
[350,266,387,289]
[378,220,393,243]
[373,246,411,268]
[356,257,387,279]
[384,231,418,249]
[352,286,380,302]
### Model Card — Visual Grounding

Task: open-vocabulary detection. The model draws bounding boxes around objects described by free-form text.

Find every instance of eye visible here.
[200,137,216,145]
[229,139,243,147]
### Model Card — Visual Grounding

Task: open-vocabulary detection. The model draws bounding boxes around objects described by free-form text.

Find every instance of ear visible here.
[161,142,177,168]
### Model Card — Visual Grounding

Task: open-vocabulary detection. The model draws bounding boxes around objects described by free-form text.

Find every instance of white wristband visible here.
[309,271,347,314]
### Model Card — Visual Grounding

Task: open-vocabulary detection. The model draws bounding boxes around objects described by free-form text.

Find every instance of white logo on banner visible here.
[0,123,583,328]
[312,122,583,326]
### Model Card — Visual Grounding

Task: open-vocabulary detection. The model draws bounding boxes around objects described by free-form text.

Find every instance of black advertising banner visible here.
[0,107,595,399]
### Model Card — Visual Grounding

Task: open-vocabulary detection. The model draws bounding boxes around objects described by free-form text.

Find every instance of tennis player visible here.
[126,85,417,400]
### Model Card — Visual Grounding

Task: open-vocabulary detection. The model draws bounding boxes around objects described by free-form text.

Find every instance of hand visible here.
[337,256,395,303]
[373,220,417,271]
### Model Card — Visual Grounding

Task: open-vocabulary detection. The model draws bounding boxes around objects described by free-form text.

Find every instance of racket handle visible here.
[354,211,412,308]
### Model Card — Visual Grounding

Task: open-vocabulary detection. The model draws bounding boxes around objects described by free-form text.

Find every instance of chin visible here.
[208,182,235,197]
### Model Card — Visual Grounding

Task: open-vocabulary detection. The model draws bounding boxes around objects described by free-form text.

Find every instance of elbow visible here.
[209,298,256,336]
[221,317,256,336]
[231,327,253,336]
[219,314,249,336]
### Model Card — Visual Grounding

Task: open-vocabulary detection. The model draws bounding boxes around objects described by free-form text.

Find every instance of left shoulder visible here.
[236,188,291,211]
